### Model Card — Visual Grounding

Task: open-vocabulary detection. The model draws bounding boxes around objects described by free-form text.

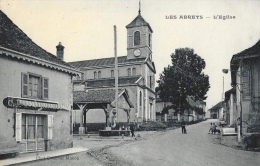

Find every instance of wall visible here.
[0,56,73,152]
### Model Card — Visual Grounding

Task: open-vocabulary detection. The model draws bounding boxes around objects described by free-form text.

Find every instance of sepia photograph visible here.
[0,0,260,165]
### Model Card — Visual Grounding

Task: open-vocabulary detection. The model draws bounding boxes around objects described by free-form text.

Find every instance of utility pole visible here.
[114,25,118,120]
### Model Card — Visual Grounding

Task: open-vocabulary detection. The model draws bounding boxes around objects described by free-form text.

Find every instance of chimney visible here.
[56,42,65,61]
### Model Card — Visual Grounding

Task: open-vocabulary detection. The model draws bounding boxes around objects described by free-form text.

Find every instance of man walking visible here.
[130,122,135,137]
[181,118,187,134]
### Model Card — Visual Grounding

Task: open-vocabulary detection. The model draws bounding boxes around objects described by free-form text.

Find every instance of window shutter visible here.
[16,113,22,141]
[47,115,53,140]
[42,77,49,99]
[21,73,29,97]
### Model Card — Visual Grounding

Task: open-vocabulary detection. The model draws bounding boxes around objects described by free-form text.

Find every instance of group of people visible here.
[119,123,136,137]
[208,123,220,134]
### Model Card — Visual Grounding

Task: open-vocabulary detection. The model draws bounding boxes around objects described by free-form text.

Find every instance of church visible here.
[68,8,156,129]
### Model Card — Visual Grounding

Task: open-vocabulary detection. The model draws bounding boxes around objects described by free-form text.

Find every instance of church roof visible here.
[0,10,72,68]
[68,56,146,68]
[74,76,141,88]
[126,14,153,33]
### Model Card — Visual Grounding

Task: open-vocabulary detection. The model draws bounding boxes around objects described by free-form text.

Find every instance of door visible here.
[21,114,46,152]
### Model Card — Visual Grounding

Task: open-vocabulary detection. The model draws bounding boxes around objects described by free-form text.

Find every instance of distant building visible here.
[0,11,80,156]
[209,101,224,119]
[69,9,156,128]
[156,96,206,122]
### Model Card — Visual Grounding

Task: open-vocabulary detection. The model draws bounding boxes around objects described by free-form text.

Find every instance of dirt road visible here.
[107,120,260,166]
[18,120,260,166]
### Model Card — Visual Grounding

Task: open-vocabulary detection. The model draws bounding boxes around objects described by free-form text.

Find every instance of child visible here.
[208,123,213,134]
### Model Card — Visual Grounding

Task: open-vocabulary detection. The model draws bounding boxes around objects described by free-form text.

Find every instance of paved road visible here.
[109,119,260,166]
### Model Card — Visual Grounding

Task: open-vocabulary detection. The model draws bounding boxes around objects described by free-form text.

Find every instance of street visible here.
[18,120,260,166]
[108,119,260,166]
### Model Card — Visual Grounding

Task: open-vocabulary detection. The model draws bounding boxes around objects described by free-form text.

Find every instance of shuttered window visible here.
[21,73,49,100]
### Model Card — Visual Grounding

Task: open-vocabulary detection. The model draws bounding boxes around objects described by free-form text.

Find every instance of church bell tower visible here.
[126,5,153,60]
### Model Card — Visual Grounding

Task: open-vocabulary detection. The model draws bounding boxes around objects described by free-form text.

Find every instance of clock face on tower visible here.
[134,49,141,57]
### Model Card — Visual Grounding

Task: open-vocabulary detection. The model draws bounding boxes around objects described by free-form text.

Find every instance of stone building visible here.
[69,9,156,127]
[230,39,260,146]
[0,11,80,156]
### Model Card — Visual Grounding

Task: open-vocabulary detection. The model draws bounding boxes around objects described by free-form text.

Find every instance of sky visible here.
[1,0,260,110]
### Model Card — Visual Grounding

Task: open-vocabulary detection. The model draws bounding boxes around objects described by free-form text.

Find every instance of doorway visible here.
[20,114,47,152]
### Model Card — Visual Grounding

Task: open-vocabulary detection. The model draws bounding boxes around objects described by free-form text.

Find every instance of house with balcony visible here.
[0,10,80,157]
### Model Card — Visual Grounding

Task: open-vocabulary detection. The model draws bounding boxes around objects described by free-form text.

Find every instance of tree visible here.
[157,48,210,115]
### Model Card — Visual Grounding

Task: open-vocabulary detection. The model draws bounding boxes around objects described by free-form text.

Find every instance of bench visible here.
[222,128,237,136]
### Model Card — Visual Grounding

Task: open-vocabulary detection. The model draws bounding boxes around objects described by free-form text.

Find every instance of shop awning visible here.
[3,97,71,111]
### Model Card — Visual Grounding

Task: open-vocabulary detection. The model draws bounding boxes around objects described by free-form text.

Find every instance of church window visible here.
[150,76,152,88]
[127,68,131,76]
[134,31,140,46]
[94,71,97,79]
[148,34,151,47]
[98,71,101,78]
[111,70,114,77]
[132,68,136,76]
[140,91,142,107]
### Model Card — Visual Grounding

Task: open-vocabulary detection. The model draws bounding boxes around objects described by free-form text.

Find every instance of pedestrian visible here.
[121,125,125,130]
[208,123,213,134]
[130,123,135,137]
[181,118,187,134]
[212,123,217,134]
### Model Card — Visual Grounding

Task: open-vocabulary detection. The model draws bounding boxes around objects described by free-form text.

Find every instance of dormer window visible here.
[134,31,140,46]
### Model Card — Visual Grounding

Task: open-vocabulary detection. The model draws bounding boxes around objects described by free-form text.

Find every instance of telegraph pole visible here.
[114,25,118,118]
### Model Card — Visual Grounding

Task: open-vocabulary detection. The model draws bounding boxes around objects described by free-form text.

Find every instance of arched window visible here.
[140,91,142,107]
[98,71,101,78]
[134,31,140,46]
[127,68,131,76]
[148,34,151,47]
[94,71,97,79]
[111,70,114,77]
[132,68,136,76]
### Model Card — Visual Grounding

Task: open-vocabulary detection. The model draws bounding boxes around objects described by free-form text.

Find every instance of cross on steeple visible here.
[138,0,141,15]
